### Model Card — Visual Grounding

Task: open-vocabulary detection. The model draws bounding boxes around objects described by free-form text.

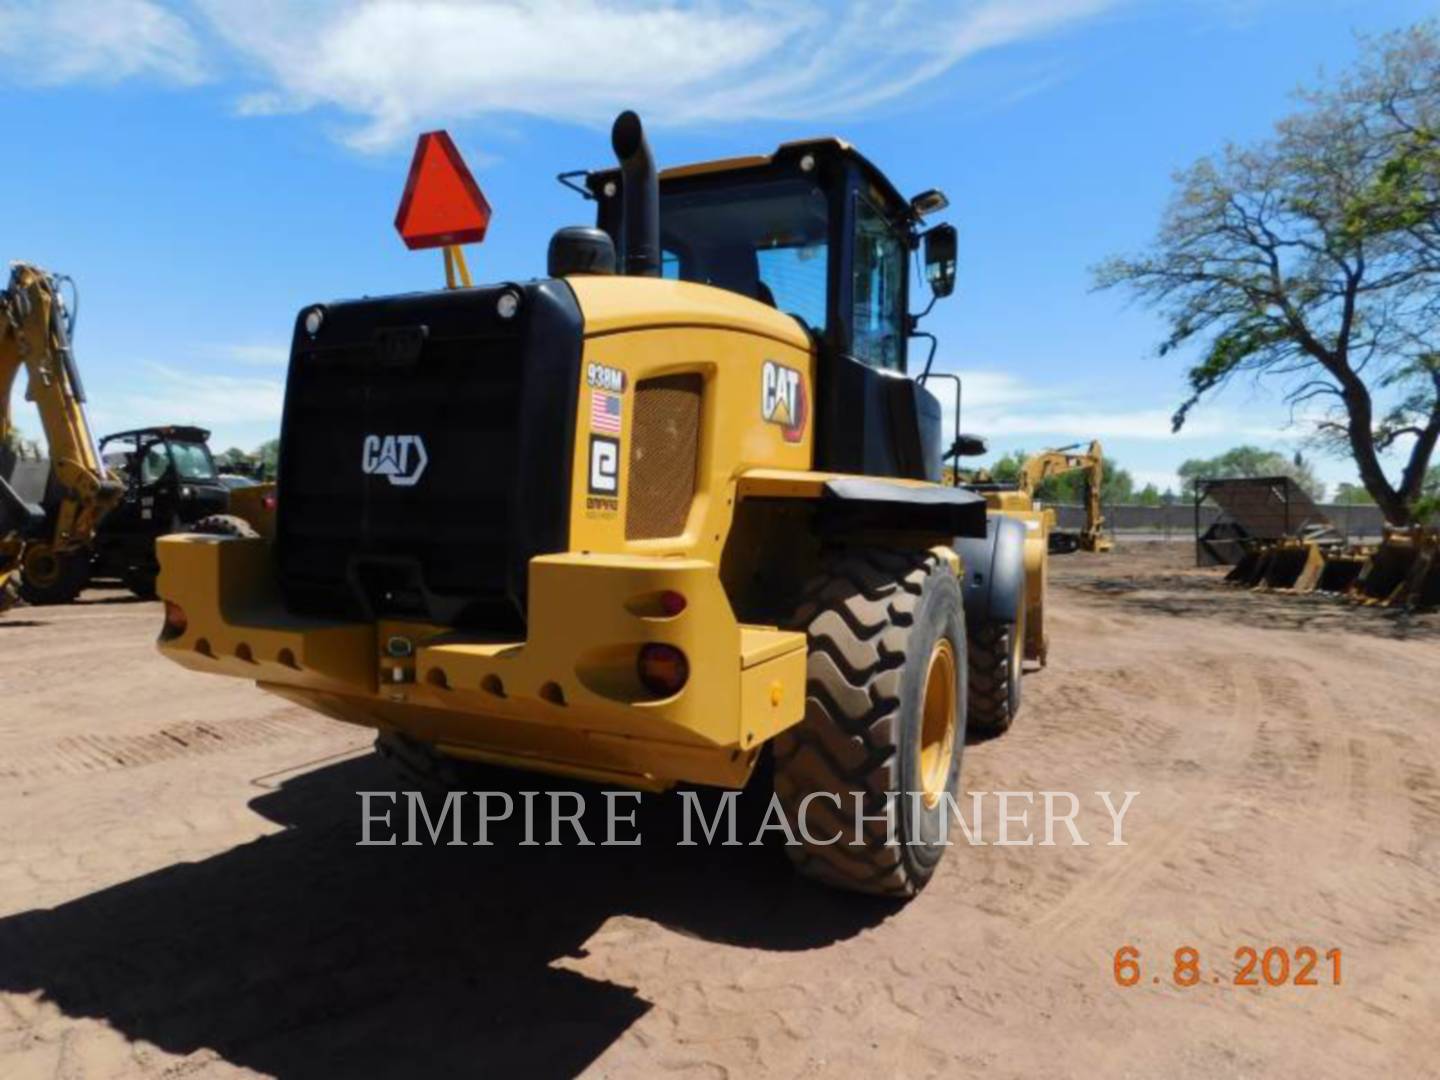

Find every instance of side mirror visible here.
[923,224,957,299]
[948,434,988,458]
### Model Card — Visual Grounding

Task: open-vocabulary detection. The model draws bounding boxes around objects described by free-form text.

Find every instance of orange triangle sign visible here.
[394,131,492,250]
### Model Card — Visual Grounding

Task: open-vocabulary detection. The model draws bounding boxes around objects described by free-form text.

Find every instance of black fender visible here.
[955,514,1027,626]
[818,478,987,537]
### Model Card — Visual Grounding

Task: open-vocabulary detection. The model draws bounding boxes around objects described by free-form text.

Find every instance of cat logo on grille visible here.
[362,434,429,486]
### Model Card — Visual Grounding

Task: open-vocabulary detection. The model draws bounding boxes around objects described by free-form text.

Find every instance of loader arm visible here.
[1,264,122,605]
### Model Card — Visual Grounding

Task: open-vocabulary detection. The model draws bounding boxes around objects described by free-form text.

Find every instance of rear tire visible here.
[966,615,1024,738]
[773,548,967,898]
[17,547,90,605]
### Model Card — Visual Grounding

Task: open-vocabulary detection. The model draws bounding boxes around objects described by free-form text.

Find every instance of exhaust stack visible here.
[611,111,659,277]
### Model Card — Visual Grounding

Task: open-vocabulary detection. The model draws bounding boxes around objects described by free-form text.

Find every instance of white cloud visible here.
[0,0,206,86]
[117,363,285,429]
[0,1,1121,149]
[193,0,1119,151]
[202,342,291,367]
[926,368,1303,443]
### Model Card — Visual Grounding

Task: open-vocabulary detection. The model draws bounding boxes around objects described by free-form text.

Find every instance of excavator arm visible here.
[1019,440,1112,553]
[1,263,122,608]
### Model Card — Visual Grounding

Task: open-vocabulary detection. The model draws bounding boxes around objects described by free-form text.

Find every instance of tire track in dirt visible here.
[0,714,329,784]
[1031,652,1264,944]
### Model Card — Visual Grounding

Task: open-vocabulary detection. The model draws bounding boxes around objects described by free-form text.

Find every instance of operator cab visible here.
[94,425,229,595]
[580,139,957,482]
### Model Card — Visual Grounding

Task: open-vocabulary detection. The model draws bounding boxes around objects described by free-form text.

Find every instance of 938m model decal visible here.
[761,360,808,443]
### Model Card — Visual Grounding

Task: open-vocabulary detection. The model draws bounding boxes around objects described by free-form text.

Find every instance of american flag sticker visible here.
[591,390,623,434]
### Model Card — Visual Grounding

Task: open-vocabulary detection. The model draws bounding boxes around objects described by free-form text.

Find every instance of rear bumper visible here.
[155,535,806,790]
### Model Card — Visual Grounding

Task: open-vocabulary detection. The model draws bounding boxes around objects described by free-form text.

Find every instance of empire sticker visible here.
[588,435,620,515]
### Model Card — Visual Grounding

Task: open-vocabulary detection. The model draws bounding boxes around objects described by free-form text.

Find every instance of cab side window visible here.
[140,442,171,485]
[851,195,905,371]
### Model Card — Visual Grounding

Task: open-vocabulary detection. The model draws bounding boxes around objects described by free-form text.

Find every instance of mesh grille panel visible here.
[626,373,702,540]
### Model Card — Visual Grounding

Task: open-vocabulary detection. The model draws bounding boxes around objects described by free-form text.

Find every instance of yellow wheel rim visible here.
[918,636,957,809]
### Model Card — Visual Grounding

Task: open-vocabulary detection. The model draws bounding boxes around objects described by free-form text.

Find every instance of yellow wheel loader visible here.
[1,264,122,610]
[155,113,1036,897]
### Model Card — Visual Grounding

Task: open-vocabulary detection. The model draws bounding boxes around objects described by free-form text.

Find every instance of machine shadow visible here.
[0,753,894,1079]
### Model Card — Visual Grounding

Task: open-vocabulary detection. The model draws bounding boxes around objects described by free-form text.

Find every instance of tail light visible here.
[161,600,188,640]
[637,643,688,697]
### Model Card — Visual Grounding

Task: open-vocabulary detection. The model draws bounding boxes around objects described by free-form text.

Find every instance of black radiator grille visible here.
[275,283,582,630]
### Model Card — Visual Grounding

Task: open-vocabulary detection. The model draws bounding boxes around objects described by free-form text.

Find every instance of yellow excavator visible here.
[1,264,122,610]
[1019,440,1112,554]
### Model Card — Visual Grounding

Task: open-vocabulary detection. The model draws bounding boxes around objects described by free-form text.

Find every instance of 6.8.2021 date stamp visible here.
[1113,945,1343,988]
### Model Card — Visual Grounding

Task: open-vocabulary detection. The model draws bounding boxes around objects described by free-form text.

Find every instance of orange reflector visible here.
[394,130,492,250]
[638,643,689,697]
[162,600,188,640]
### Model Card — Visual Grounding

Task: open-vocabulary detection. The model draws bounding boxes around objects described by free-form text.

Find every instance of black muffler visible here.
[611,111,660,277]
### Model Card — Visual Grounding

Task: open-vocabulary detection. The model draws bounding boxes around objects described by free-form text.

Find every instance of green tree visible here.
[1097,23,1440,525]
[1177,445,1327,500]
[1134,483,1164,507]
[1332,481,1376,504]
[255,438,280,479]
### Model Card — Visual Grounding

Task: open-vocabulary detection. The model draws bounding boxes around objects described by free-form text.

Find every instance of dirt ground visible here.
[1,544,1437,1079]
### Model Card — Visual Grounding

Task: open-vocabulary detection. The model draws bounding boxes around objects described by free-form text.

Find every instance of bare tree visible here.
[1098,23,1439,525]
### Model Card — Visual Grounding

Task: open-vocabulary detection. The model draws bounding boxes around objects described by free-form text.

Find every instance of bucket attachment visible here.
[1355,529,1422,605]
[1400,529,1440,611]
[1314,549,1369,595]
[1260,540,1326,592]
[1225,545,1263,585]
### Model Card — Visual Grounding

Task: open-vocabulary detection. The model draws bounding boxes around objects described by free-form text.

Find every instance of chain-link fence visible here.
[1048,502,1387,542]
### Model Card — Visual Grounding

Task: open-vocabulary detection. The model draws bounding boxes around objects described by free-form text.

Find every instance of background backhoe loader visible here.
[154,113,1040,897]
[1,264,122,610]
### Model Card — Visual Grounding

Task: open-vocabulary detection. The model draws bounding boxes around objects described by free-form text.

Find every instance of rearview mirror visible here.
[923,224,957,299]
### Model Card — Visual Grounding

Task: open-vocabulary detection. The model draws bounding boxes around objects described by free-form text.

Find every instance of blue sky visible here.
[1,0,1433,495]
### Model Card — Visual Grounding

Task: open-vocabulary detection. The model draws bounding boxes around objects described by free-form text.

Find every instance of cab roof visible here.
[100,425,212,444]
[585,136,914,222]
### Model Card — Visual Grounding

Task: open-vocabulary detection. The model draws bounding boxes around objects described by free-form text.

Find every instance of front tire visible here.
[773,548,967,898]
[191,514,259,539]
